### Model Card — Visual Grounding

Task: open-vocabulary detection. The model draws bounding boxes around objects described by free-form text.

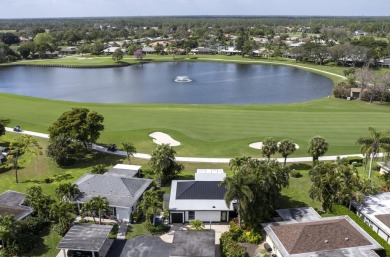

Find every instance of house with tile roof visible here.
[168,169,234,224]
[263,207,382,257]
[353,192,390,243]
[73,173,152,222]
[0,190,33,221]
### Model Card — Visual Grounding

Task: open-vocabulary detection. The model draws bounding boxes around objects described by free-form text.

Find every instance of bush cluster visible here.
[145,223,170,235]
[220,232,248,257]
[290,170,303,178]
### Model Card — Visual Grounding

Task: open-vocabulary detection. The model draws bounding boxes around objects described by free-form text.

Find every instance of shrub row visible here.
[220,232,248,257]
[331,205,388,257]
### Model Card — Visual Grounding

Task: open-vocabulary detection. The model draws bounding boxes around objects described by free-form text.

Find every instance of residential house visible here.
[220,47,241,55]
[263,207,383,257]
[57,224,113,257]
[190,47,216,55]
[60,47,77,55]
[0,190,33,221]
[0,146,7,165]
[355,30,368,36]
[377,58,390,68]
[168,169,234,224]
[353,192,390,243]
[104,164,142,178]
[170,230,215,257]
[73,173,152,222]
[377,162,390,174]
[103,47,126,54]
[350,87,362,99]
[142,46,156,54]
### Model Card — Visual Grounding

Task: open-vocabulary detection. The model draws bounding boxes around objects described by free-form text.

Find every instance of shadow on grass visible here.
[60,151,125,170]
[29,225,52,256]
[289,163,312,170]
[276,195,309,209]
[52,173,74,182]
[0,118,10,126]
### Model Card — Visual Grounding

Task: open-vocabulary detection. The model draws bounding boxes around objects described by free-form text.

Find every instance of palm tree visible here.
[81,201,96,223]
[50,202,76,235]
[137,190,162,225]
[307,136,329,166]
[149,144,183,186]
[229,156,251,173]
[89,196,110,225]
[357,127,390,178]
[122,142,137,162]
[278,139,297,166]
[220,171,255,226]
[261,137,278,160]
[55,183,78,202]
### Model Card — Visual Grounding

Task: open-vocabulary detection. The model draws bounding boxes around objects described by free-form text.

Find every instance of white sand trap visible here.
[149,132,181,146]
[78,58,86,60]
[249,142,300,149]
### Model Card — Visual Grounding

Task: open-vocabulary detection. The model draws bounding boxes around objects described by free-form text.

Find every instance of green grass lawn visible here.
[1,93,390,158]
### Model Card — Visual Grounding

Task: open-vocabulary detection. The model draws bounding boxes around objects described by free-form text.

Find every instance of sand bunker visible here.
[249,142,299,149]
[149,132,181,146]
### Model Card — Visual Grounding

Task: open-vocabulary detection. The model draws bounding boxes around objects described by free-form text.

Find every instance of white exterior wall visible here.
[265,235,283,257]
[116,207,131,222]
[187,211,221,222]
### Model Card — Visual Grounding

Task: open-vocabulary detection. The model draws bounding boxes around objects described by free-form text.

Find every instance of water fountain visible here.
[174,76,192,83]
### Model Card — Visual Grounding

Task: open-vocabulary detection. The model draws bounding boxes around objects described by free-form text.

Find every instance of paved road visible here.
[106,236,171,257]
[5,127,376,164]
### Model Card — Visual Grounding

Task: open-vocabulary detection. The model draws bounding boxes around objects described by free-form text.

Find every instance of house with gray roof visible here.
[73,174,152,222]
[263,207,383,257]
[168,169,234,224]
[0,190,33,221]
[353,192,390,243]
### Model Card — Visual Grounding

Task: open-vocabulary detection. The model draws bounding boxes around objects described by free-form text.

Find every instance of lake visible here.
[0,62,333,104]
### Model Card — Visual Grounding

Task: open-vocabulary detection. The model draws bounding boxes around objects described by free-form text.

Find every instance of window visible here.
[188,211,195,220]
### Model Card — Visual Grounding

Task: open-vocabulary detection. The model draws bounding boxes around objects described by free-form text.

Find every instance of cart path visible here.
[5,127,374,163]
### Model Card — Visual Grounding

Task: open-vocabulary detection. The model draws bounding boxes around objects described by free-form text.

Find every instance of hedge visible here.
[220,232,248,257]
[331,205,388,257]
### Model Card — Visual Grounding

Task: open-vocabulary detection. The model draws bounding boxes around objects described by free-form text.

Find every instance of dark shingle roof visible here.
[105,168,138,178]
[271,218,371,254]
[0,190,33,220]
[176,181,225,200]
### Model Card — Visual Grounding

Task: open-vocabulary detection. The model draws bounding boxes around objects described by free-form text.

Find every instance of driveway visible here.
[106,236,171,257]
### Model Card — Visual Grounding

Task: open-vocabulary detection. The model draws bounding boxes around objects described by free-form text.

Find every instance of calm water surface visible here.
[0,62,333,104]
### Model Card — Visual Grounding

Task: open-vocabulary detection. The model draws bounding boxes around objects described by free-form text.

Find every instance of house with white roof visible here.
[168,169,234,224]
[353,192,390,243]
